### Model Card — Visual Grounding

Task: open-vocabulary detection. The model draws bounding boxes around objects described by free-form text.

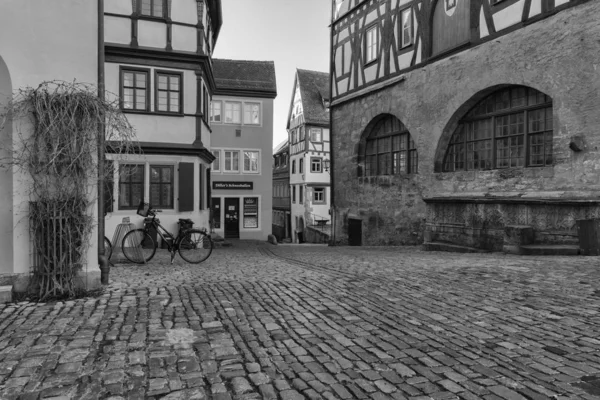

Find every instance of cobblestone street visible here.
[1,242,600,400]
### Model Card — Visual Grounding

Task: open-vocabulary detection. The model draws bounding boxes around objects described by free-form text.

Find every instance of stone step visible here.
[0,286,12,303]
[423,242,491,253]
[520,244,580,256]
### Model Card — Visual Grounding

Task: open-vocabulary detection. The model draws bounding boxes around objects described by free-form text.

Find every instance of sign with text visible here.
[212,181,253,190]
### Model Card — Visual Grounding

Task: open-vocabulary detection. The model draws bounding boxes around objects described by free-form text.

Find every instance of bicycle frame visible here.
[143,212,183,252]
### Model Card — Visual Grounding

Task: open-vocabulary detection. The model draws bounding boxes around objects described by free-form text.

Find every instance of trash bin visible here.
[577,219,600,256]
[178,219,194,237]
[144,217,159,249]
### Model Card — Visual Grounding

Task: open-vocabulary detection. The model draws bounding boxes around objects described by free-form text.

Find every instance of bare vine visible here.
[0,80,139,300]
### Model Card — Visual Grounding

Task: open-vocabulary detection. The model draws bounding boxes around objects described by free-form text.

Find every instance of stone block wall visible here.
[330,1,600,247]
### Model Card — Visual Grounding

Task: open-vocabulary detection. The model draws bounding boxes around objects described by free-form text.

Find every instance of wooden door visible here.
[224,198,240,239]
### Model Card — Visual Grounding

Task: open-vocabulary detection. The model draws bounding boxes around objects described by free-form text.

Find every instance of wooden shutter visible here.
[104,160,114,213]
[206,167,211,209]
[178,162,194,212]
[198,164,204,210]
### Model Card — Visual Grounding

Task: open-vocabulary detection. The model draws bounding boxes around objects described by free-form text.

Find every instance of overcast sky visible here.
[213,0,331,149]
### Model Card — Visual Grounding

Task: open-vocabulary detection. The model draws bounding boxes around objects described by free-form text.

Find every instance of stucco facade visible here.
[0,0,99,278]
[330,0,600,250]
[209,59,277,241]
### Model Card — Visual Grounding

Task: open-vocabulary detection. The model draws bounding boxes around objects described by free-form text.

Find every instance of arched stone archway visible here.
[0,55,13,275]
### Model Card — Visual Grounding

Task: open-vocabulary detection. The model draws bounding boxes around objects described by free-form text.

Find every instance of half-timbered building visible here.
[330,0,600,253]
[288,69,331,243]
[272,139,292,242]
[103,0,222,242]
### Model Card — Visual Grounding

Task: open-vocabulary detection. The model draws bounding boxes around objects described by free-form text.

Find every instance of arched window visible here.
[292,160,296,174]
[443,86,553,172]
[364,115,417,176]
[299,159,304,173]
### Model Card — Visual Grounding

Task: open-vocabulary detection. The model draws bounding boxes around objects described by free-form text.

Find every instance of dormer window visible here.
[139,0,165,18]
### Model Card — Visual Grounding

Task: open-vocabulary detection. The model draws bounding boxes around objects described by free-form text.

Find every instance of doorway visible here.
[348,218,362,246]
[224,198,239,239]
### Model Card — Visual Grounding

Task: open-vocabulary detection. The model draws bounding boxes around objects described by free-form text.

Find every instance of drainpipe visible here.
[98,0,109,284]
[328,12,335,246]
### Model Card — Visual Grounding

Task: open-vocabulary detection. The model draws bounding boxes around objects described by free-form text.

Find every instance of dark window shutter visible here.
[104,160,114,213]
[206,167,212,210]
[178,162,194,212]
[199,164,204,210]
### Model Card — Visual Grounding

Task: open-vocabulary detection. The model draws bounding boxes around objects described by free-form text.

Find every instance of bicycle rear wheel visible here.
[104,236,112,259]
[122,229,156,264]
[178,229,213,264]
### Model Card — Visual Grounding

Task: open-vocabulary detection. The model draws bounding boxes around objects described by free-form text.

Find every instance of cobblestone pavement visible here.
[1,241,600,400]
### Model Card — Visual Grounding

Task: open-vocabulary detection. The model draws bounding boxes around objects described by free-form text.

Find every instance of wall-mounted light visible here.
[323,159,331,174]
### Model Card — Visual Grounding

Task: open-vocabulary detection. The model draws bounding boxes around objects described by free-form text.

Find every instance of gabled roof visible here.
[212,59,277,98]
[273,138,289,155]
[297,69,330,126]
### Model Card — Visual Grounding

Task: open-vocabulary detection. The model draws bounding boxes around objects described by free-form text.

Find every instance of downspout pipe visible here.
[328,10,335,246]
[98,0,109,284]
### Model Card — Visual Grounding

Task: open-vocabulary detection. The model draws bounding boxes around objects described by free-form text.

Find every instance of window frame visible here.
[149,164,175,209]
[400,8,414,49]
[299,185,304,204]
[243,102,261,125]
[224,101,242,124]
[313,188,326,204]
[243,150,260,174]
[118,164,145,210]
[443,87,553,172]
[299,158,304,174]
[310,157,322,173]
[292,185,296,203]
[364,118,418,177]
[292,160,296,174]
[120,67,151,112]
[223,150,240,173]
[211,149,220,172]
[138,0,167,19]
[310,128,322,143]
[364,24,379,65]
[211,100,222,123]
[154,70,183,115]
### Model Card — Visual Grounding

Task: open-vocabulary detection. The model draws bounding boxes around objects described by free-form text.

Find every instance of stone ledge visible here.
[0,286,12,303]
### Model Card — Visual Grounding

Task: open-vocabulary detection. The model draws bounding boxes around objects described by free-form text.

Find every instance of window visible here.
[299,186,303,204]
[244,151,259,173]
[292,160,296,174]
[300,127,305,141]
[292,185,296,203]
[119,164,144,209]
[212,150,220,172]
[313,188,325,203]
[363,115,417,176]
[401,8,413,48]
[310,128,322,142]
[365,25,378,64]
[225,102,241,124]
[155,71,182,113]
[243,197,259,228]
[121,69,149,111]
[224,150,240,172]
[211,101,222,123]
[299,159,304,174]
[243,102,261,125]
[311,158,322,173]
[443,86,553,172]
[150,165,173,208]
[139,0,165,17]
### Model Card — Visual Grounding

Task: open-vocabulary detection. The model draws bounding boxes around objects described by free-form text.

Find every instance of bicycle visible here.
[121,201,213,264]
[103,236,112,259]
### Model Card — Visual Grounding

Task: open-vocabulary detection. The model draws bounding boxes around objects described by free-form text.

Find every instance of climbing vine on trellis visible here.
[0,81,139,300]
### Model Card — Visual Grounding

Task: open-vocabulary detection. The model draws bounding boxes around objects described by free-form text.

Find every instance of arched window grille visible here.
[364,115,417,176]
[444,86,553,172]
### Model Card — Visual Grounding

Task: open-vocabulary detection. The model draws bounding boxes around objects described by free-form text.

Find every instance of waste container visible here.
[577,219,600,256]
[178,219,194,237]
[144,217,159,249]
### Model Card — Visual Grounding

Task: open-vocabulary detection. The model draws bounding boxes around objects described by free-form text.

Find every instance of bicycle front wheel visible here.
[122,229,156,264]
[178,229,213,264]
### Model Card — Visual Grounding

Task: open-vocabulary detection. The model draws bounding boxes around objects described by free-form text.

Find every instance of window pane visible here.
[158,75,168,90]
[124,73,134,87]
[232,152,239,170]
[161,184,171,206]
[135,89,146,109]
[169,76,179,91]
[151,167,160,182]
[132,183,143,206]
[135,73,146,88]
[152,0,163,16]
[169,92,179,112]
[141,0,152,15]
[123,88,134,109]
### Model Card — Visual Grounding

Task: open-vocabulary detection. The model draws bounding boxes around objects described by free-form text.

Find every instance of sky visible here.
[213,0,332,150]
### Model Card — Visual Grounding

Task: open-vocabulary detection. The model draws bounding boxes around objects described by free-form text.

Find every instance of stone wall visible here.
[331,1,600,247]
